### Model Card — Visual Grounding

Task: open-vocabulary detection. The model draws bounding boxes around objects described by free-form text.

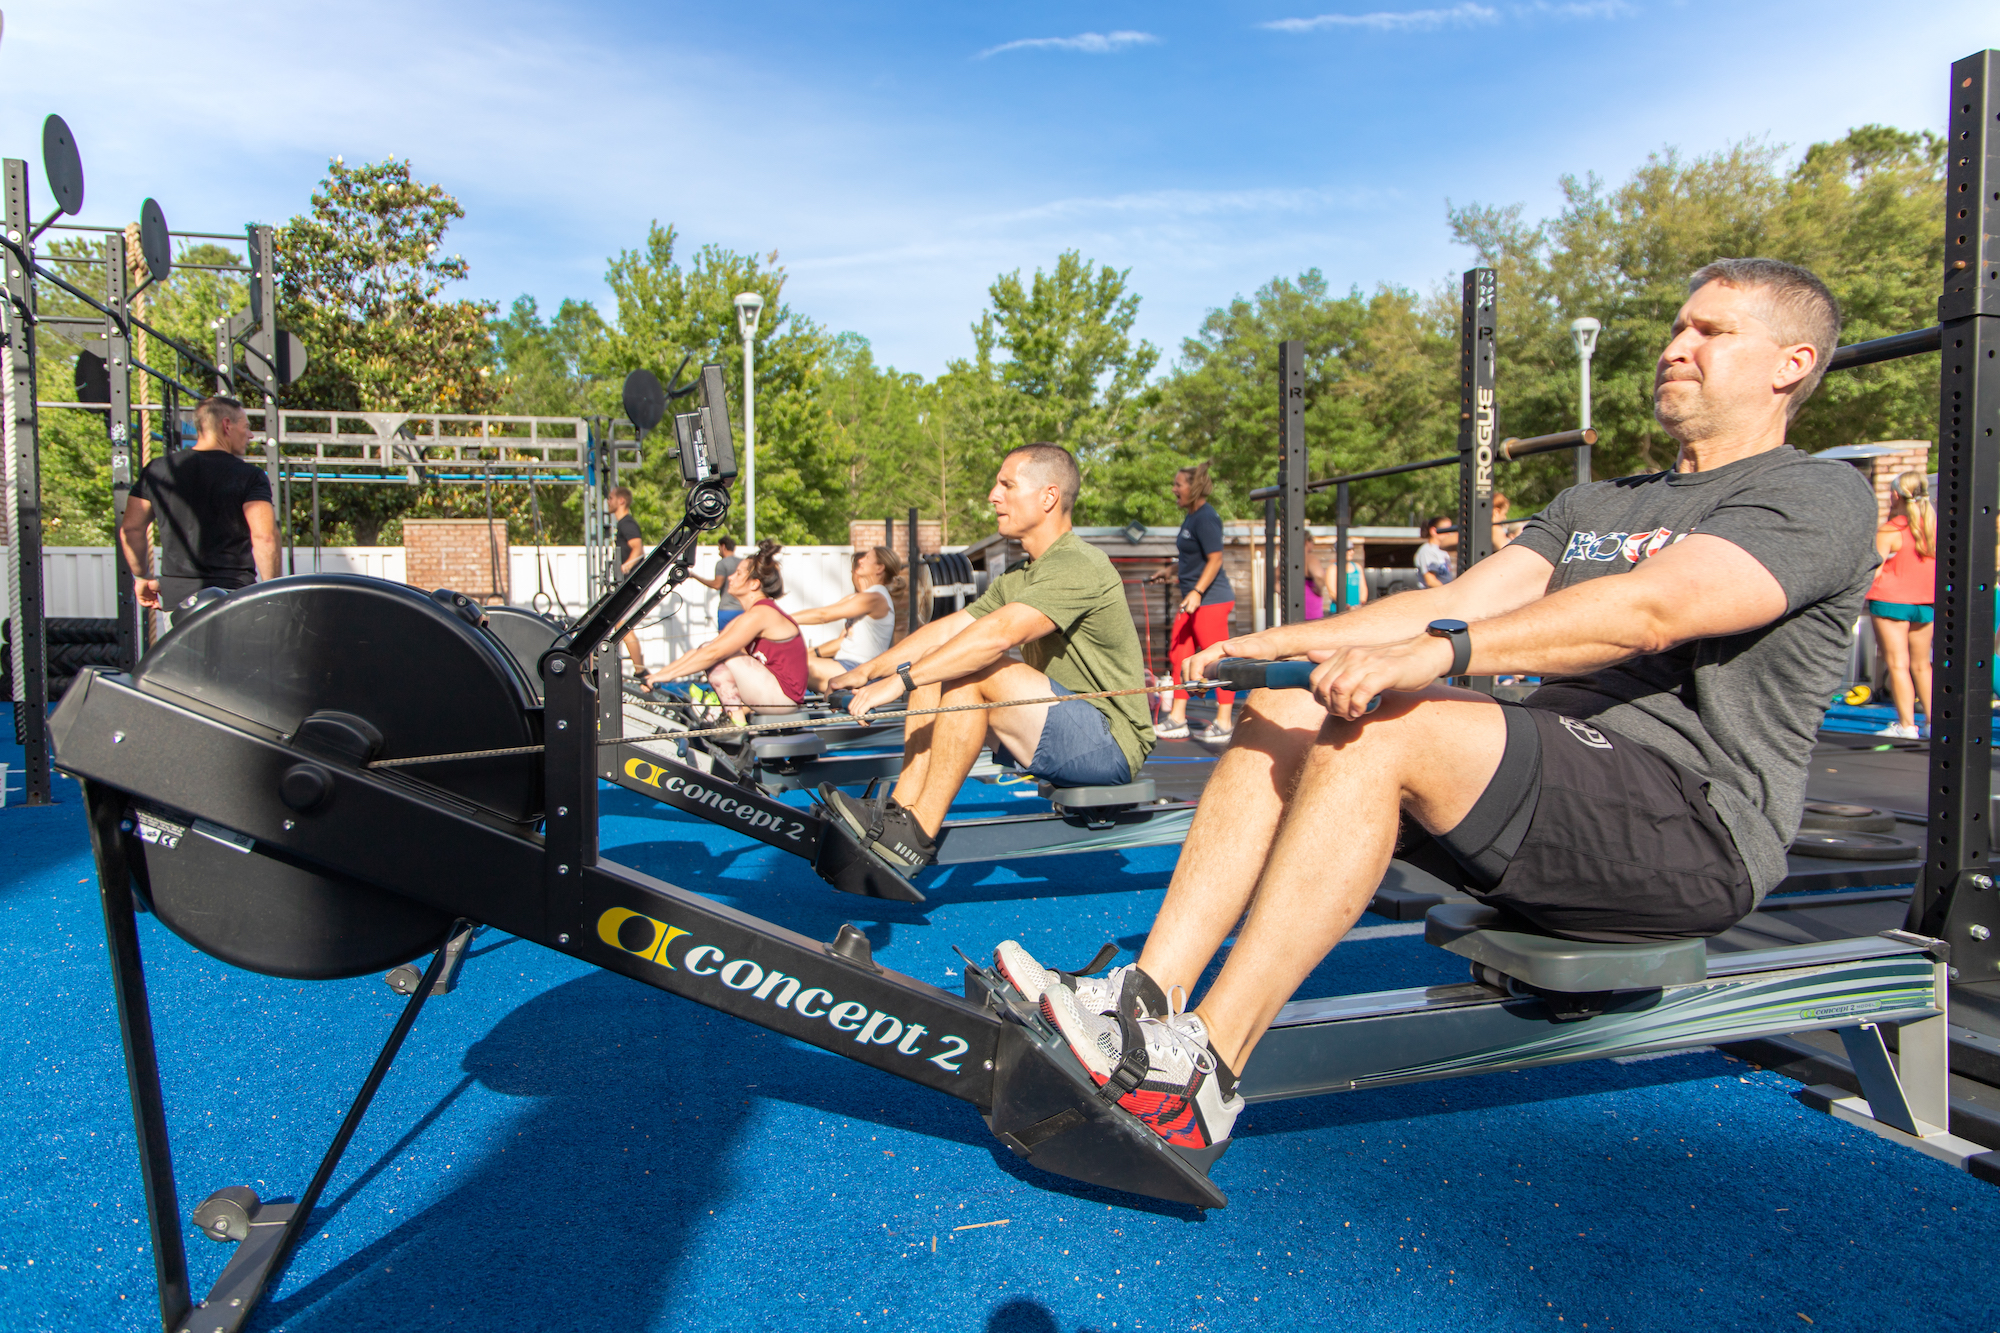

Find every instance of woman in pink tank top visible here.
[1864,471,1936,738]
[643,539,807,716]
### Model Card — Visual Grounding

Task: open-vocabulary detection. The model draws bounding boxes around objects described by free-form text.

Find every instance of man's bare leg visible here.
[890,682,946,810]
[896,661,1057,837]
[1184,686,1510,1073]
[1135,688,1327,998]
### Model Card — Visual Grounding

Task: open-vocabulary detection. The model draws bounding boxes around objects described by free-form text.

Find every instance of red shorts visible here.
[1169,602,1236,702]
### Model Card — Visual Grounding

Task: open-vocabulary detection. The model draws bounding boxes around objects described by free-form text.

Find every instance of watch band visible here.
[1426,619,1472,677]
[897,662,917,694]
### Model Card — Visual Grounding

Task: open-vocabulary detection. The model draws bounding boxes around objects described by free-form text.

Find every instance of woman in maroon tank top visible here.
[643,540,807,715]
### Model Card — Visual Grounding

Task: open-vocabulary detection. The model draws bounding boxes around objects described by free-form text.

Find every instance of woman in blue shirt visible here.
[1149,462,1236,742]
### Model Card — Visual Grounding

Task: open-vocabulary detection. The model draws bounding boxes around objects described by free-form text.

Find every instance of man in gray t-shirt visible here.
[689,536,744,629]
[993,258,1873,1162]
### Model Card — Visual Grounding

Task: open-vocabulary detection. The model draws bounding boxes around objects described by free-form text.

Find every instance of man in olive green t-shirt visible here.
[825,444,1155,871]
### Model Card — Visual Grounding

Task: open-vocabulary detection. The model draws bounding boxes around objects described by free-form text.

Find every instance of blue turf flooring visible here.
[4,715,2000,1331]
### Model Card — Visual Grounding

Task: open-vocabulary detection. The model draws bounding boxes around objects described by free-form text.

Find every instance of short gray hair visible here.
[1686,258,1841,419]
[1007,442,1080,515]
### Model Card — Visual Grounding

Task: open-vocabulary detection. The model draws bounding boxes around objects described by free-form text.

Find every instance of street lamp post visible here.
[1569,317,1601,487]
[734,292,765,541]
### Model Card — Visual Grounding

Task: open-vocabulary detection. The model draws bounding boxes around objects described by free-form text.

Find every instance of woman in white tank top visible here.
[793,545,905,693]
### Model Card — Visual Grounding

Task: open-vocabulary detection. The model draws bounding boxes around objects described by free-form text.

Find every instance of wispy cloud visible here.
[1261,0,1636,32]
[976,30,1160,59]
[1262,4,1497,32]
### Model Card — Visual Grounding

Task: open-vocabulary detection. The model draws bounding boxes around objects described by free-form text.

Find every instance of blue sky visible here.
[8,1,1994,378]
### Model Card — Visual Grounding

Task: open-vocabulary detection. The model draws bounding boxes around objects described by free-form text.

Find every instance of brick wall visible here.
[404,519,509,604]
[849,519,944,558]
[1859,443,1933,525]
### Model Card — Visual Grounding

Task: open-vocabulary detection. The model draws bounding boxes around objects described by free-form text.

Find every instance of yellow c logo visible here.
[623,758,667,789]
[596,907,691,965]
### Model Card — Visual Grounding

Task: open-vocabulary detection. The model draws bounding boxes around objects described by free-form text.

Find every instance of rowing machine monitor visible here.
[672,363,739,485]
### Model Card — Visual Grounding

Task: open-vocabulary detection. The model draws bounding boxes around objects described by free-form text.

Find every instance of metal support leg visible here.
[1801,961,1992,1171]
[92,782,474,1333]
[1836,1024,1920,1135]
[179,917,469,1333]
[86,780,191,1331]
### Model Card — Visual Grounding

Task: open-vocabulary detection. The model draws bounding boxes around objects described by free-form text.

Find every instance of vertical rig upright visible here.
[1278,339,1307,626]
[1456,268,1498,693]
[103,231,138,672]
[245,225,282,508]
[1914,49,2000,970]
[4,158,51,803]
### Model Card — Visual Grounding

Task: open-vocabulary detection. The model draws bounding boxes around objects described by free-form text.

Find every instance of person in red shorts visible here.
[1152,463,1236,742]
[1866,470,1936,739]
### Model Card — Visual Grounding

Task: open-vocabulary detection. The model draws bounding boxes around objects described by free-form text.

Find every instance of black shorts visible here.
[1427,704,1755,944]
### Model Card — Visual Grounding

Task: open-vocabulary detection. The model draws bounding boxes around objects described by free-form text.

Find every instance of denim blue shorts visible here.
[992,681,1133,788]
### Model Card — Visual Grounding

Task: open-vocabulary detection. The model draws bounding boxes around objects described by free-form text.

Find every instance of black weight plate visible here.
[42,115,83,215]
[1788,830,1919,861]
[1798,802,1896,834]
[139,197,171,283]
[623,368,666,433]
[73,343,110,408]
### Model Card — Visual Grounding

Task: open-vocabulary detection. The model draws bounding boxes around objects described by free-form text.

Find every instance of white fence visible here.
[5,544,872,668]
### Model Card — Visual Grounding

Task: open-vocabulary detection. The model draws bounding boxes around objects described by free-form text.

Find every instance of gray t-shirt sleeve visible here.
[1686,459,1880,612]
[1510,487,1579,567]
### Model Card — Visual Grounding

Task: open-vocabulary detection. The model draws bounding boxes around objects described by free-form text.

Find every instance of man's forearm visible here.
[117,523,152,578]
[252,535,280,580]
[903,616,1020,688]
[849,611,969,682]
[1457,579,1670,677]
[1224,582,1461,660]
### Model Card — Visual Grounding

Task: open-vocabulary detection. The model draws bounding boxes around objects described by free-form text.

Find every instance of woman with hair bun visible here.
[1866,470,1937,739]
[793,544,905,692]
[643,539,807,717]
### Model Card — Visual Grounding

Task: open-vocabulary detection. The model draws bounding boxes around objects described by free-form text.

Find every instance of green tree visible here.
[1449,126,1943,510]
[820,333,956,536]
[1152,271,1460,527]
[273,157,501,544]
[594,224,842,544]
[938,251,1161,533]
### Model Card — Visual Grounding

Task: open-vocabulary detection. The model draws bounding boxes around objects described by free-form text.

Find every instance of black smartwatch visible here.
[896,662,917,695]
[1426,619,1472,676]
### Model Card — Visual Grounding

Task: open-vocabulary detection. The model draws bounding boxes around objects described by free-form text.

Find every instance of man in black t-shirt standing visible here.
[608,486,649,676]
[119,396,280,624]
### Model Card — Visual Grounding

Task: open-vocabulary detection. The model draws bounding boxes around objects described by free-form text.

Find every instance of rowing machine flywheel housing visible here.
[122,576,545,979]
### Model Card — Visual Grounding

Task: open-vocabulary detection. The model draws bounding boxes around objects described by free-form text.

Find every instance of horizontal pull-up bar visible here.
[1249,428,1596,500]
[1826,325,1942,373]
[1499,427,1597,461]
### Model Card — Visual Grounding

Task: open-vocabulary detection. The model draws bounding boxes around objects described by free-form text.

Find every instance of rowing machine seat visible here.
[1040,779,1157,810]
[754,732,826,761]
[1424,901,1707,993]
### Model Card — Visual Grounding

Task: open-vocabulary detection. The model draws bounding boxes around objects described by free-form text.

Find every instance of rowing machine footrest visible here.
[1424,901,1707,992]
[1040,779,1157,810]
[753,733,826,761]
[980,987,1228,1210]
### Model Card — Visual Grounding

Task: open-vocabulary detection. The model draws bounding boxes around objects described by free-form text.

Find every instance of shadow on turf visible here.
[259,967,1031,1330]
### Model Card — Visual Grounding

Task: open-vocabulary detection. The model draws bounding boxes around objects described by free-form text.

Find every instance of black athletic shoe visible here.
[822,785,938,870]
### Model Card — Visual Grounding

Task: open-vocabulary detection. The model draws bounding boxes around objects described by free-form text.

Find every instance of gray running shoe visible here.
[993,940,1166,1016]
[822,785,937,870]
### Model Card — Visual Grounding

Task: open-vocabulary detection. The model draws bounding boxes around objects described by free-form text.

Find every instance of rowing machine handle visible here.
[1210,658,1380,712]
